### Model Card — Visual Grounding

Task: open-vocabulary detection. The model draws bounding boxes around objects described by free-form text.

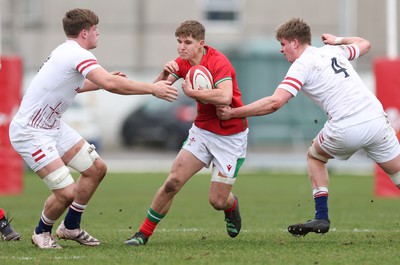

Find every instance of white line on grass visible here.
[120,227,399,233]
[1,256,85,261]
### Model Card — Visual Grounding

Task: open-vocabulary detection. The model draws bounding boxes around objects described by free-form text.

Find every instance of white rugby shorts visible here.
[318,116,400,163]
[9,120,82,172]
[182,124,248,179]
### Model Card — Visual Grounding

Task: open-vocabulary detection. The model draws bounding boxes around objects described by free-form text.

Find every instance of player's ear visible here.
[293,38,300,48]
[80,29,88,39]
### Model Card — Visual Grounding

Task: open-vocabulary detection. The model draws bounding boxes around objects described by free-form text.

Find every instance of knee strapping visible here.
[67,142,99,172]
[211,165,235,185]
[43,166,74,190]
[390,171,400,185]
[309,145,329,163]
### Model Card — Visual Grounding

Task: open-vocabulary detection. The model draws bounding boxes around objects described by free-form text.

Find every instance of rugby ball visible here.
[188,65,213,90]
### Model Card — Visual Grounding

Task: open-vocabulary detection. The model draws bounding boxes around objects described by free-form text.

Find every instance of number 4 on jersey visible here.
[331,57,349,78]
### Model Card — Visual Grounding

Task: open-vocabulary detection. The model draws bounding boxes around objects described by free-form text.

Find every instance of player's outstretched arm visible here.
[217,88,293,120]
[322,33,371,56]
[80,71,127,93]
[86,67,178,102]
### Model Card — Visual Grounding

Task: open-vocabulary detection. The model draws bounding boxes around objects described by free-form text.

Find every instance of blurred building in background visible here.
[0,0,398,151]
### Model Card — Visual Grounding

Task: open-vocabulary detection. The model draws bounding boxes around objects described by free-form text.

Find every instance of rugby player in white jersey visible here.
[217,18,400,236]
[9,8,178,249]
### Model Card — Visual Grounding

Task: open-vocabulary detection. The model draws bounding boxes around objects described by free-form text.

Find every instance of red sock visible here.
[224,197,237,213]
[139,218,157,238]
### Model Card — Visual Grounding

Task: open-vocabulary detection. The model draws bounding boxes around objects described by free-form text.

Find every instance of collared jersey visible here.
[171,45,248,135]
[278,44,385,126]
[13,40,100,130]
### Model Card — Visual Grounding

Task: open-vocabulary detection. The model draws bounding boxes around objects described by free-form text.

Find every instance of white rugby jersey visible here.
[13,40,100,129]
[278,44,385,126]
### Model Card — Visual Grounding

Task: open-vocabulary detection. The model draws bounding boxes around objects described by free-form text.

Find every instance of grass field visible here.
[1,170,400,265]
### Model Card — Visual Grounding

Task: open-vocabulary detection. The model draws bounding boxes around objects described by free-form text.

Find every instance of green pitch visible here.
[1,170,399,265]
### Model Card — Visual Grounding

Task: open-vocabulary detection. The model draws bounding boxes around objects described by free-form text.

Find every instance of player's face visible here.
[87,25,99,49]
[279,38,297,63]
[176,35,203,61]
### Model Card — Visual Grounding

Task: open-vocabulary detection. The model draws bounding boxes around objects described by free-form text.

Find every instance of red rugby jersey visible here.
[173,46,248,135]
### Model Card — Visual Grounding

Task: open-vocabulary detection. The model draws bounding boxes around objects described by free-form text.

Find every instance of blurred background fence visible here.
[0,0,398,177]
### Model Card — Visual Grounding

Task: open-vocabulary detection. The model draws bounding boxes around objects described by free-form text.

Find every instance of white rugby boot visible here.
[32,231,62,249]
[56,221,100,246]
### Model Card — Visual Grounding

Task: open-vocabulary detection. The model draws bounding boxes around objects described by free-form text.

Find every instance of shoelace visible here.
[43,232,51,246]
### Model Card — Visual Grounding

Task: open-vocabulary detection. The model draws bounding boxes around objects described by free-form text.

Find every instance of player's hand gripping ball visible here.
[188,65,213,90]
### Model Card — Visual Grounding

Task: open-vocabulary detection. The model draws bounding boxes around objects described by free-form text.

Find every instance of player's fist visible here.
[322,33,337,45]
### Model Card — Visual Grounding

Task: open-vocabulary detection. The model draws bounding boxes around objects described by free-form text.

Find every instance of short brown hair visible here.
[275,18,311,45]
[63,8,99,37]
[175,20,205,41]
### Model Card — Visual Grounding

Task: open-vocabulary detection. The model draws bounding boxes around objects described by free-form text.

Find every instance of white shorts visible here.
[318,116,400,163]
[182,124,248,179]
[9,120,82,172]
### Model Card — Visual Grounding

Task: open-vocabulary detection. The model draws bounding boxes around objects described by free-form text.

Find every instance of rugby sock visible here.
[139,208,165,238]
[64,202,86,230]
[313,187,329,220]
[224,196,237,213]
[0,209,7,232]
[35,211,56,234]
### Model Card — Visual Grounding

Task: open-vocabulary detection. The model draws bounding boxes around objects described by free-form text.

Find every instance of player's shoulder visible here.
[55,40,79,52]
[204,46,231,69]
[317,44,347,56]
[299,45,337,62]
[56,40,96,62]
[48,41,97,73]
[56,40,94,56]
[205,46,228,59]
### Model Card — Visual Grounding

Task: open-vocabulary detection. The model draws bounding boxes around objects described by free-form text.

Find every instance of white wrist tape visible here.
[334,37,343,45]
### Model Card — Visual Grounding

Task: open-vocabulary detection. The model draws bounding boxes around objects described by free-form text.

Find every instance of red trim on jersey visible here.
[280,77,302,91]
[285,77,302,86]
[76,59,97,73]
[347,45,356,61]
[79,62,98,73]
[280,81,300,91]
